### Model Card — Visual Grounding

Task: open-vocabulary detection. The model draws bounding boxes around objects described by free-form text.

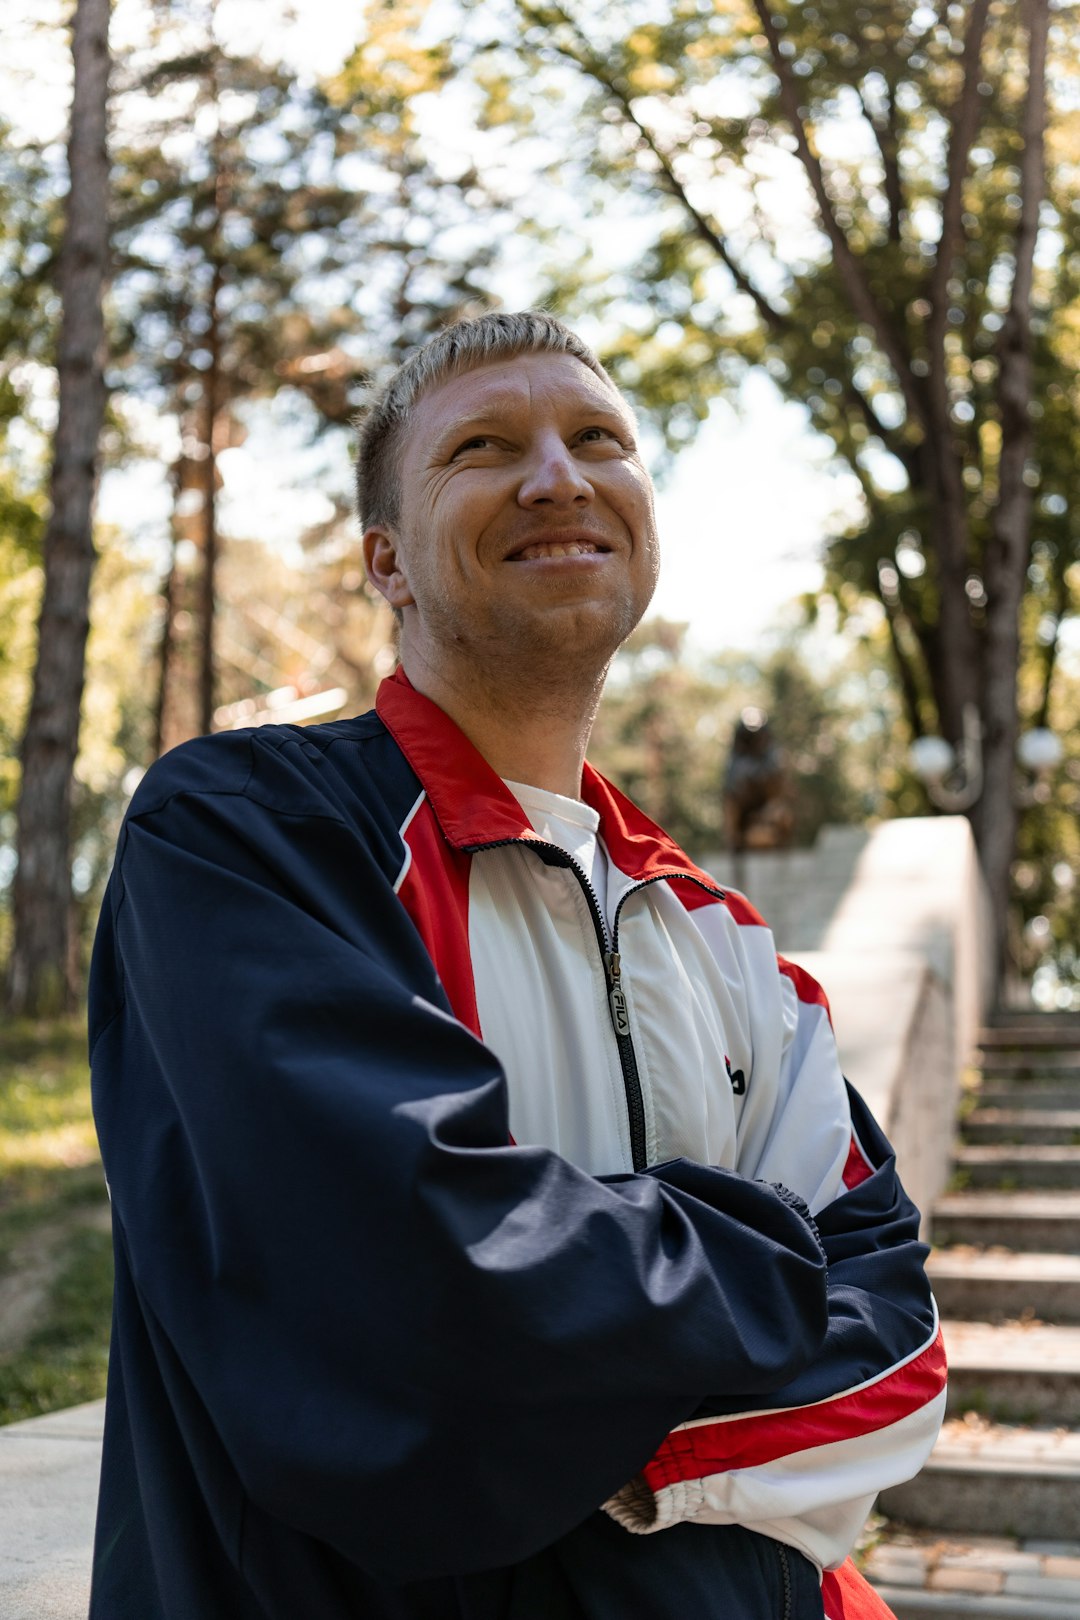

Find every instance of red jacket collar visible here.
[376,668,719,889]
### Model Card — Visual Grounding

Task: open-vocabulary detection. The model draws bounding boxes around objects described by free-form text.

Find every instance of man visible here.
[89,310,945,1619]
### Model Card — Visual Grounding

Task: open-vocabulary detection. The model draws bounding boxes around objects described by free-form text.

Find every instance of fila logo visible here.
[725,1055,747,1096]
[609,984,631,1039]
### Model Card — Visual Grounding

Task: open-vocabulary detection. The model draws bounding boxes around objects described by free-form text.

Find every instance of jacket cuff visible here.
[761,1180,828,1277]
[602,1467,706,1535]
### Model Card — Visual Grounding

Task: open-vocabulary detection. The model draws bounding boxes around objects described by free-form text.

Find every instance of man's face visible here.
[368,351,660,681]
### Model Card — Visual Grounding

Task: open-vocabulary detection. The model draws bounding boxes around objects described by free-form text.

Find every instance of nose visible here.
[517,432,594,508]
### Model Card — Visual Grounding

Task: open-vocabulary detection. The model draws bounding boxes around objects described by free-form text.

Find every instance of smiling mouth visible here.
[509,540,611,561]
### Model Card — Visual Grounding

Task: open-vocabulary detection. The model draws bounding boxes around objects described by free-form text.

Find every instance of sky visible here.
[4,0,865,658]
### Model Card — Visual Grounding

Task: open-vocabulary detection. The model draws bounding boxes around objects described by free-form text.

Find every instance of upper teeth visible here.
[515,541,600,559]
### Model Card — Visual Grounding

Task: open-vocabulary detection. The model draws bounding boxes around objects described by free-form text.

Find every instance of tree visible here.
[5,0,110,1016]
[109,8,372,746]
[464,0,1074,985]
[109,0,500,751]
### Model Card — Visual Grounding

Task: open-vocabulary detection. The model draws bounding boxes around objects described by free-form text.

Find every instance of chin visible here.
[511,595,646,665]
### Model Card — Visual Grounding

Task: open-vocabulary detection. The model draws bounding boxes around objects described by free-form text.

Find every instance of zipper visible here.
[775,1542,792,1620]
[468,836,650,1169]
[606,872,726,1170]
[602,946,647,1170]
[468,839,727,1174]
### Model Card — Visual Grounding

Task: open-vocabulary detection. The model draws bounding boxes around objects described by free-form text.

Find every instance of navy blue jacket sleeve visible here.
[89,731,831,1582]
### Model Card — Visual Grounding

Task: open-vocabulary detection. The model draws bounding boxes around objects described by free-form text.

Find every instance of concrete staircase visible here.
[865,1014,1080,1617]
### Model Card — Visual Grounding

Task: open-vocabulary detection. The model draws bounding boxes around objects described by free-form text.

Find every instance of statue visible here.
[723,707,795,853]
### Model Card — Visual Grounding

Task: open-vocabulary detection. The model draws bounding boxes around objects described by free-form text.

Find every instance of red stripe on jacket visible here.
[641,1328,947,1493]
[842,1131,876,1190]
[394,798,482,1039]
[778,956,833,1021]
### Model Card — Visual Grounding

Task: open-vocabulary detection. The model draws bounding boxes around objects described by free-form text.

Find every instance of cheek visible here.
[623,482,660,564]
[429,482,501,557]
[614,466,655,520]
[641,529,661,593]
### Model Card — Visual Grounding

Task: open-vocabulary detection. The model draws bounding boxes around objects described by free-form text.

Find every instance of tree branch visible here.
[841,380,919,483]
[540,17,793,338]
[877,582,927,741]
[856,79,904,245]
[749,0,929,436]
[542,2,927,480]
[927,0,992,438]
[999,0,1049,360]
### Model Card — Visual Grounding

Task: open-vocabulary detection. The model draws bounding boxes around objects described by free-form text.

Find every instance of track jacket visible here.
[88,668,945,1619]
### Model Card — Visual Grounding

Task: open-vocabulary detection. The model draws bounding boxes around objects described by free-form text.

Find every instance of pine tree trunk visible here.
[151,522,178,760]
[197,265,222,737]
[5,0,111,1017]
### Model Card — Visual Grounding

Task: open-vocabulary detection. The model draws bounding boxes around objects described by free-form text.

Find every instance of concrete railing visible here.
[706,815,996,1224]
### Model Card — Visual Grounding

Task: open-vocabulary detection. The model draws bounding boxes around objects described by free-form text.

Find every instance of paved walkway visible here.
[0,1400,101,1620]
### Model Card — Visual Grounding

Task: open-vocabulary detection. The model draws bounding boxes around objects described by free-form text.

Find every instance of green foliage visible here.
[0,122,53,693]
[0,538,42,821]
[0,531,159,976]
[0,1016,111,1425]
[0,1017,99,1197]
[111,32,366,416]
[0,127,60,378]
[109,3,502,427]
[0,1223,112,1424]
[105,2,504,744]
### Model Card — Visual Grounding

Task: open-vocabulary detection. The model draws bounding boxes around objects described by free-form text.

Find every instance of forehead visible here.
[405,351,633,449]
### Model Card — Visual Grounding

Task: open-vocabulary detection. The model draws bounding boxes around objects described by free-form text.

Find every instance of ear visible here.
[363,526,415,610]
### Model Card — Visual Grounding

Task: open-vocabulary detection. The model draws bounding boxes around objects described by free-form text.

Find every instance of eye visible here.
[452,434,498,457]
[577,425,631,454]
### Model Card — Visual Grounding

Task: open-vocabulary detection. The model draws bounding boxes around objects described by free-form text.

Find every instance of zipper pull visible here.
[605,951,630,1039]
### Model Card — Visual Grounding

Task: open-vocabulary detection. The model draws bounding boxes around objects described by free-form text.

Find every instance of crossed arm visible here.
[91,733,942,1584]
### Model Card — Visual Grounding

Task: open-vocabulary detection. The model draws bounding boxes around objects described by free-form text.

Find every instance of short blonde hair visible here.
[355,309,614,531]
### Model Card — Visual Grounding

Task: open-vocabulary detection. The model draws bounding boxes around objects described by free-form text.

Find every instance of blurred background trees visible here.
[460,0,1072,979]
[2,0,1078,1014]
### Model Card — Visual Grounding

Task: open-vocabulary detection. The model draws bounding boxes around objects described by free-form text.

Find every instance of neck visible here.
[398,637,607,800]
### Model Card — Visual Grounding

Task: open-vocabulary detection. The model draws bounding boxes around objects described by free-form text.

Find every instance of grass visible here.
[0,1016,113,1425]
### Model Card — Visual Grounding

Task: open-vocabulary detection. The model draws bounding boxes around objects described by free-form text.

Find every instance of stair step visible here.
[878,1419,1080,1539]
[986,1009,1080,1026]
[978,1053,1080,1080]
[979,1025,1080,1051]
[942,1320,1080,1424]
[863,1528,1080,1620]
[976,1082,1080,1112]
[932,1192,1080,1252]
[928,1250,1080,1324]
[952,1145,1080,1189]
[961,1109,1080,1145]
[872,1589,1080,1619]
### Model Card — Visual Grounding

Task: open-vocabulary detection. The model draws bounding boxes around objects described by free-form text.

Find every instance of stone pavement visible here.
[865,1530,1080,1616]
[0,1400,101,1620]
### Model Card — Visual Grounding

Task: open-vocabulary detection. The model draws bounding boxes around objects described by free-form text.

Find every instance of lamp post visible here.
[908,704,984,812]
[909,711,1062,811]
